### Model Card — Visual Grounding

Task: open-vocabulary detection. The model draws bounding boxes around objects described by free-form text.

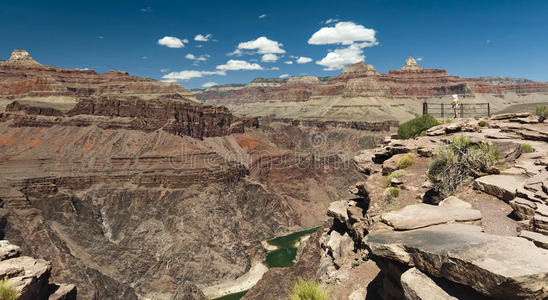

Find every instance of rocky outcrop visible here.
[366,223,548,299]
[312,114,548,299]
[0,240,76,300]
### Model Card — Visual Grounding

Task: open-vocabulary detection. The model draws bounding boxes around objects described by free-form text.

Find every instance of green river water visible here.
[212,227,319,300]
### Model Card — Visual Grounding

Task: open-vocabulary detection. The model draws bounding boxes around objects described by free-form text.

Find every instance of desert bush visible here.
[521,143,534,153]
[0,278,20,300]
[478,120,488,127]
[397,115,440,139]
[397,154,415,169]
[535,105,548,120]
[383,187,400,202]
[427,135,500,194]
[384,170,406,186]
[289,279,328,300]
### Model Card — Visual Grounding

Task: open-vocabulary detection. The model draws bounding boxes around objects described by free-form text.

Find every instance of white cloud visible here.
[235,36,285,54]
[259,14,267,19]
[185,53,210,61]
[270,67,279,70]
[142,56,148,59]
[308,21,377,46]
[98,35,104,39]
[261,53,279,62]
[296,56,312,64]
[416,57,423,61]
[279,74,289,78]
[284,61,293,64]
[195,34,212,42]
[160,68,169,73]
[140,7,152,12]
[316,44,365,70]
[216,60,263,71]
[162,70,226,81]
[202,82,218,88]
[158,36,187,48]
[324,18,339,24]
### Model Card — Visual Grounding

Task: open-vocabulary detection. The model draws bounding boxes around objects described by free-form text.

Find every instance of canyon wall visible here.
[196,57,548,123]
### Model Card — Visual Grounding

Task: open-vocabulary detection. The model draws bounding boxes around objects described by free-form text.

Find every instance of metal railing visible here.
[423,102,490,118]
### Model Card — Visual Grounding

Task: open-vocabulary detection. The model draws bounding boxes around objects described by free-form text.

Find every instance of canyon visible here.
[196,57,548,123]
[2,49,548,300]
[0,50,383,299]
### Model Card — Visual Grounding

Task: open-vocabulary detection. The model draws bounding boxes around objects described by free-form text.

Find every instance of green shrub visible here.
[0,278,20,300]
[427,135,500,194]
[521,143,534,154]
[384,170,406,186]
[535,105,548,119]
[397,115,440,139]
[478,120,488,127]
[397,154,415,169]
[384,187,400,199]
[289,279,328,300]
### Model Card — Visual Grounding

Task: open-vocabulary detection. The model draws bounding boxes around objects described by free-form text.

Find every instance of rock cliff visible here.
[196,58,548,123]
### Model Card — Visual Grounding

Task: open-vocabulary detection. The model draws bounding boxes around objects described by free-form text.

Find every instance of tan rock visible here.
[400,268,457,300]
[520,230,548,250]
[366,224,548,299]
[474,174,527,201]
[380,203,481,230]
[438,196,472,209]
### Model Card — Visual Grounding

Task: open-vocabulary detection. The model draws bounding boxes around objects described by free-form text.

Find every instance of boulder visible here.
[380,203,481,230]
[381,153,407,175]
[327,200,349,226]
[474,174,527,201]
[326,231,354,260]
[400,268,457,300]
[438,196,472,209]
[366,224,548,299]
[0,240,21,260]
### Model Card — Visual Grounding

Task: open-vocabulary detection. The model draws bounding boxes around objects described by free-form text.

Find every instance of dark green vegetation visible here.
[478,120,488,127]
[265,227,319,268]
[535,105,548,119]
[521,143,535,154]
[383,187,400,203]
[0,278,20,300]
[397,115,440,139]
[397,154,415,169]
[288,279,328,300]
[428,135,500,194]
[214,291,248,300]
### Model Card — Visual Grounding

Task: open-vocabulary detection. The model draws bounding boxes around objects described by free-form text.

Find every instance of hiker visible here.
[452,94,459,118]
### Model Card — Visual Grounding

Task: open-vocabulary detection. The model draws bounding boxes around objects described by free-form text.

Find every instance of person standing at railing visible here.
[452,94,459,118]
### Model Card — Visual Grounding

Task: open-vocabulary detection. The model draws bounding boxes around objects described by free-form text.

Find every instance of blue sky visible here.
[1,0,547,88]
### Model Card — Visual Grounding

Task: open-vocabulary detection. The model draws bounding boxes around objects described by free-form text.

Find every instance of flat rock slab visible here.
[401,268,457,300]
[520,230,548,250]
[366,224,548,299]
[474,174,527,201]
[380,203,481,230]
